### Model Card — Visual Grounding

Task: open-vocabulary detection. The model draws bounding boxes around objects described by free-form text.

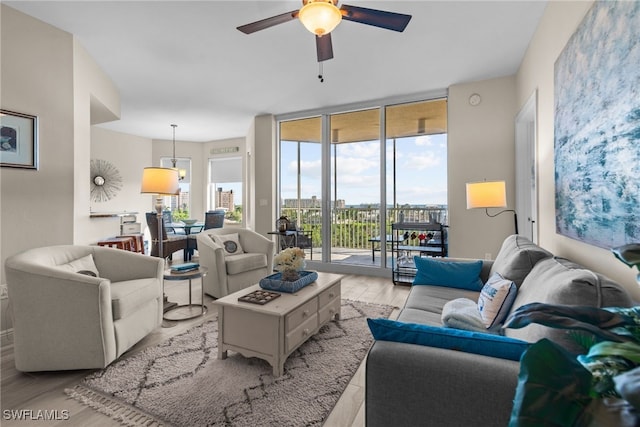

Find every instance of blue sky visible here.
[281,133,448,206]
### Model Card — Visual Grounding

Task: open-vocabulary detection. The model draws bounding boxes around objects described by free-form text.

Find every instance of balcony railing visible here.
[281,207,448,250]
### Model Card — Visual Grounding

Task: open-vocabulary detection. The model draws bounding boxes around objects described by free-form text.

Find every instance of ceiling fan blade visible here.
[316,34,334,62]
[237,10,299,34]
[340,4,411,32]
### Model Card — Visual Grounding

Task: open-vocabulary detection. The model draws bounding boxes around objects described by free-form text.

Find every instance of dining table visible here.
[169,221,204,260]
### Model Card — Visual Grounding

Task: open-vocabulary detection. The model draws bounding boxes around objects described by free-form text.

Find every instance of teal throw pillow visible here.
[367,318,529,361]
[412,256,483,290]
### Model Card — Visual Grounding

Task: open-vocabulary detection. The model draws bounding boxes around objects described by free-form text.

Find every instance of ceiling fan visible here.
[237,0,412,62]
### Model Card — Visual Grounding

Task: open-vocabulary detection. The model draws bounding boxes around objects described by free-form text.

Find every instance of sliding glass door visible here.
[277,96,448,273]
[279,117,322,259]
[329,108,381,266]
[385,99,449,224]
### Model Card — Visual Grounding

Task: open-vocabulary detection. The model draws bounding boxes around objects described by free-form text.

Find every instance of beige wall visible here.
[447,76,518,260]
[90,127,152,244]
[1,5,75,280]
[252,115,277,237]
[515,0,640,302]
[0,5,122,336]
[73,40,121,245]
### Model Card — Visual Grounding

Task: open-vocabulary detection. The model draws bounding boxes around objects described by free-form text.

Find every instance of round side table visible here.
[163,266,208,321]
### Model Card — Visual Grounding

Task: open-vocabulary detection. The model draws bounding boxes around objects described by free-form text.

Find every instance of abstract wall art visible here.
[555,1,640,249]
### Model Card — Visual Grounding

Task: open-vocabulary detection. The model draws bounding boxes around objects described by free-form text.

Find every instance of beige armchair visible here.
[4,245,164,372]
[196,228,274,298]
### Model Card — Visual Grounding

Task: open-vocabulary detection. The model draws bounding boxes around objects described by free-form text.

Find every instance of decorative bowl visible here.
[259,271,318,293]
[182,219,198,225]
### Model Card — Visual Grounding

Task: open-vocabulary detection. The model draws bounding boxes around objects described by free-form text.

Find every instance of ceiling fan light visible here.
[299,0,342,36]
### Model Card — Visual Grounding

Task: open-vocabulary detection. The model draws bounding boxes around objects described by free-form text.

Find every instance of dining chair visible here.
[204,210,225,230]
[146,213,188,259]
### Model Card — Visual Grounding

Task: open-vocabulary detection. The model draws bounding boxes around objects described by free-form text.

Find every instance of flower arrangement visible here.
[274,247,306,281]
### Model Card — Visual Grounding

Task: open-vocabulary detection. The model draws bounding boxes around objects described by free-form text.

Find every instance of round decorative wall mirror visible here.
[90,159,123,202]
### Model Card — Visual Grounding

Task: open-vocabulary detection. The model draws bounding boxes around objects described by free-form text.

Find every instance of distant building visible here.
[170,191,190,212]
[216,188,235,211]
[283,196,345,209]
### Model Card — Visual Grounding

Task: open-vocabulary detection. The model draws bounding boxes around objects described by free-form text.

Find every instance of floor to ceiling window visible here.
[208,156,243,224]
[330,108,381,266]
[278,96,447,273]
[385,99,448,224]
[279,117,322,257]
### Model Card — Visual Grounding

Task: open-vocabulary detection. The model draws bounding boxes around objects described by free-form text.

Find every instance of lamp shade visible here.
[140,167,179,195]
[298,0,342,36]
[466,181,507,209]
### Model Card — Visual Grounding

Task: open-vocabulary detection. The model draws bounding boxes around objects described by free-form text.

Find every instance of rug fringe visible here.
[65,385,169,427]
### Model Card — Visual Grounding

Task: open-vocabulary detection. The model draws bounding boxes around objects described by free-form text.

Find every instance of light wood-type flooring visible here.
[1,268,410,427]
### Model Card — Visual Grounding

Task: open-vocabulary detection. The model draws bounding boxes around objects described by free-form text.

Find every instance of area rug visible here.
[65,299,394,427]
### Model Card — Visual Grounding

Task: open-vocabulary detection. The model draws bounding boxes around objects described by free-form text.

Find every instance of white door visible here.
[515,91,538,243]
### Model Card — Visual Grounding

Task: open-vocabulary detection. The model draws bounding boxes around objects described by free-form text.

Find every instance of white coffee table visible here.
[213,272,343,376]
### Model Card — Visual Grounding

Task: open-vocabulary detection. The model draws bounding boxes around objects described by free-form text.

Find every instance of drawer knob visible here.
[329,292,335,298]
[329,308,335,314]
[303,328,310,336]
[303,310,309,317]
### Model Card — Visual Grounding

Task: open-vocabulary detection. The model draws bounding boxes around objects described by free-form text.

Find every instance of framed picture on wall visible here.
[0,109,38,170]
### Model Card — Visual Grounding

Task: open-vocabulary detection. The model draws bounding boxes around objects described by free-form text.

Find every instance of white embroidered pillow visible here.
[212,233,244,256]
[477,273,517,329]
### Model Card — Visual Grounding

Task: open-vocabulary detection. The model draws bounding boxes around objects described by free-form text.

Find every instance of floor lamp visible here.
[466,180,519,234]
[141,167,180,310]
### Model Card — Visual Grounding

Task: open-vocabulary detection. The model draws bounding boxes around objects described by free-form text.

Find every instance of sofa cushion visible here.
[401,285,480,321]
[503,257,633,350]
[110,278,160,320]
[367,318,530,361]
[489,235,552,287]
[57,253,99,277]
[478,273,517,329]
[412,256,483,291]
[212,233,245,256]
[225,253,267,275]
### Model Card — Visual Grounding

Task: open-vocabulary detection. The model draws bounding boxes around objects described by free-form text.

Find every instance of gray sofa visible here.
[366,235,635,427]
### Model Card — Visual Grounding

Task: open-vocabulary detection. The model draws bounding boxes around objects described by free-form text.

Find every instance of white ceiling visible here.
[5,1,547,142]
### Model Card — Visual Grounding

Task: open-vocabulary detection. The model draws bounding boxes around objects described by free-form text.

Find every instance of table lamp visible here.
[466,180,518,234]
[141,167,180,259]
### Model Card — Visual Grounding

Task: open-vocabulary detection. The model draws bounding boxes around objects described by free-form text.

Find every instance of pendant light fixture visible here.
[170,124,187,181]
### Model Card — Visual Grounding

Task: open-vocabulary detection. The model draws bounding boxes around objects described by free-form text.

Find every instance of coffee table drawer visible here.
[319,283,340,307]
[285,298,318,333]
[319,297,340,325]
[285,314,318,353]
[222,306,279,355]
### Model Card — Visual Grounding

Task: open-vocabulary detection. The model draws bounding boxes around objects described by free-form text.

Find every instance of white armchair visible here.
[196,228,274,298]
[4,245,164,372]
